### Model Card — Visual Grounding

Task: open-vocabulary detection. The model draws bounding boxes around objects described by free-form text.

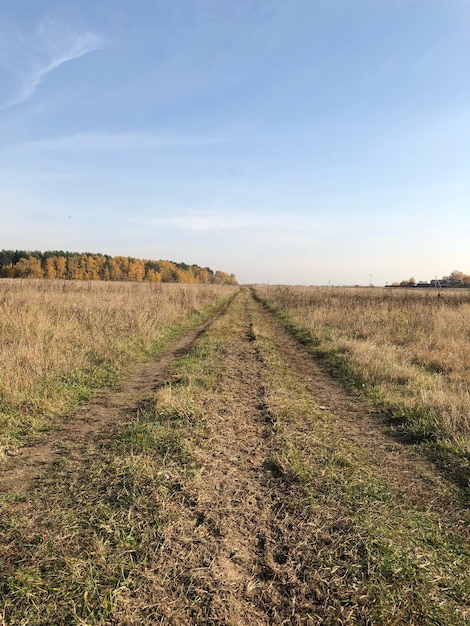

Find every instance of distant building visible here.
[430,279,448,288]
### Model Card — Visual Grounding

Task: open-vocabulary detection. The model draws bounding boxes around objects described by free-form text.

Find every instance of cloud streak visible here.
[12,131,237,153]
[0,19,107,111]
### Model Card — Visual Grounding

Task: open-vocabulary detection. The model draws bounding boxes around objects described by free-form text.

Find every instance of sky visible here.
[0,0,469,285]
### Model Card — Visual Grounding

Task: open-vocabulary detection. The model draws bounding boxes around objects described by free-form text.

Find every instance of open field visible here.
[1,285,469,624]
[0,279,238,456]
[254,285,470,490]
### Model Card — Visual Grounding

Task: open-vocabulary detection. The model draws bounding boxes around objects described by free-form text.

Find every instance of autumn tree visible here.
[110,256,132,281]
[213,270,238,285]
[14,256,44,278]
[43,257,57,279]
[192,266,210,283]
[128,258,146,282]
[144,269,162,282]
[66,256,82,280]
[450,270,464,283]
[0,250,237,285]
[83,255,100,280]
[159,261,179,283]
[54,256,67,279]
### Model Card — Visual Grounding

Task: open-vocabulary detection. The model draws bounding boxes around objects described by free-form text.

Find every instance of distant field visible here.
[254,285,470,484]
[0,279,238,455]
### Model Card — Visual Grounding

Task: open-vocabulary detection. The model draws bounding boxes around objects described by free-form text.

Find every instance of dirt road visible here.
[1,289,469,625]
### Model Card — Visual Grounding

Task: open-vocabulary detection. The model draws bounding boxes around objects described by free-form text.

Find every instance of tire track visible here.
[127,293,277,624]
[0,309,224,496]
[255,296,469,523]
[126,292,335,624]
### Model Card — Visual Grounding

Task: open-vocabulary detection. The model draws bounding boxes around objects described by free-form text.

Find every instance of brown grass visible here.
[253,286,470,483]
[0,279,238,455]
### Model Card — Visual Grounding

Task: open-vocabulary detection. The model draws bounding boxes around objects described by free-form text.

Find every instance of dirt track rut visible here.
[141,296,300,624]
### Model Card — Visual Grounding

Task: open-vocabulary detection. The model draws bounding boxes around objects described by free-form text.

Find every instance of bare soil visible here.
[1,290,468,624]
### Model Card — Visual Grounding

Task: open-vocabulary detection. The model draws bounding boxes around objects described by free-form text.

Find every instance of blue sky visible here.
[1,0,468,285]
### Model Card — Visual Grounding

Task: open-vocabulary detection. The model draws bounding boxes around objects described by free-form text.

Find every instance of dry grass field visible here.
[0,279,238,456]
[1,285,469,624]
[254,285,470,486]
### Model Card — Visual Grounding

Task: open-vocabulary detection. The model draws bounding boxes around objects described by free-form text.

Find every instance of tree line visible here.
[0,250,238,285]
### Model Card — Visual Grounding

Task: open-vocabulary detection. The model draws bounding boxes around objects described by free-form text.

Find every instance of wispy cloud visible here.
[0,19,107,111]
[12,131,236,153]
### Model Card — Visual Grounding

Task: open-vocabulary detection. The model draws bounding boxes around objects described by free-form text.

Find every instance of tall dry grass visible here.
[254,286,470,452]
[0,279,237,454]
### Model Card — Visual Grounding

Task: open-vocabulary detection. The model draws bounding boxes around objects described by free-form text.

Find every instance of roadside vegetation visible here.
[253,285,470,492]
[251,301,470,624]
[0,279,238,456]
